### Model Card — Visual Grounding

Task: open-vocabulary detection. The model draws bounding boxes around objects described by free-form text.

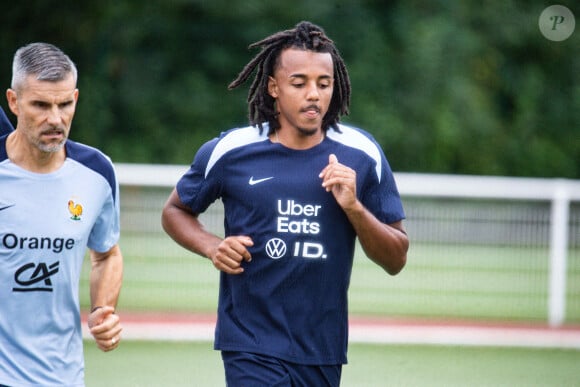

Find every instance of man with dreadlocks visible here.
[162,21,408,386]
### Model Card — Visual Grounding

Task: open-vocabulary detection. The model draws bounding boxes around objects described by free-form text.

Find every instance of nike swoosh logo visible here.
[0,204,15,211]
[249,176,274,185]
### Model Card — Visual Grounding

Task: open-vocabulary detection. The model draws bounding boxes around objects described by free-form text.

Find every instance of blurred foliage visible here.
[1,0,578,177]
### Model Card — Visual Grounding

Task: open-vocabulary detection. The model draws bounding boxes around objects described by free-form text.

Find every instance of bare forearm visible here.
[344,201,409,275]
[161,190,254,275]
[163,208,222,259]
[90,244,123,309]
[161,195,221,259]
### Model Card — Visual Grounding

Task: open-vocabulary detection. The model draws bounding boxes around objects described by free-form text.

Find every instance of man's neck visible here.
[6,131,66,173]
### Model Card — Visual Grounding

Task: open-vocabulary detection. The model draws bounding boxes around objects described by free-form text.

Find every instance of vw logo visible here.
[265,238,287,259]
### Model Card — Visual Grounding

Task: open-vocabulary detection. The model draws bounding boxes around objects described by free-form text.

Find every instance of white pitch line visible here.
[82,321,580,349]
[348,324,580,349]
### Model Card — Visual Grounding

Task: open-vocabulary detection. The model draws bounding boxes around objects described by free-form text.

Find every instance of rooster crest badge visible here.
[68,200,83,221]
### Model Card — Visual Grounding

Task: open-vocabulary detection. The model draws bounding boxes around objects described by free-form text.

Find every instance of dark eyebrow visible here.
[30,99,50,106]
[289,74,333,80]
[31,96,75,105]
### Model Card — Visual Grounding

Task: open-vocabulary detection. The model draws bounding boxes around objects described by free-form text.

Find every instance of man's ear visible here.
[6,89,18,116]
[267,76,278,98]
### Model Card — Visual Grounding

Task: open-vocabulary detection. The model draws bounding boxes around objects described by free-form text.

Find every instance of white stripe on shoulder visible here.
[205,126,268,177]
[327,124,382,182]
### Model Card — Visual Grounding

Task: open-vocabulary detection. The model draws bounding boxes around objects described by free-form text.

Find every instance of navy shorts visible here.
[221,351,342,387]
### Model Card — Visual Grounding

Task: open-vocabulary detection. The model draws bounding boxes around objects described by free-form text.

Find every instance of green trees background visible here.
[1,1,578,177]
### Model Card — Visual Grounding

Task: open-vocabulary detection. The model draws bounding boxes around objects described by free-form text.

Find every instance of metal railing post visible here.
[548,182,570,327]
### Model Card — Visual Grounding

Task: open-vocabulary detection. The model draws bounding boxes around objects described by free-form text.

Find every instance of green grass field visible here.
[78,187,580,324]
[79,188,580,385]
[84,340,580,386]
[80,235,580,324]
[79,235,580,386]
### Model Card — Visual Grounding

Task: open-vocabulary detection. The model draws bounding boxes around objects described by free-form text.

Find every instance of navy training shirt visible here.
[0,106,13,136]
[176,123,405,365]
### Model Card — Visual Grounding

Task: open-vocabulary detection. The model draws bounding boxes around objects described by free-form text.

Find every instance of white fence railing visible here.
[115,163,580,326]
[395,173,580,327]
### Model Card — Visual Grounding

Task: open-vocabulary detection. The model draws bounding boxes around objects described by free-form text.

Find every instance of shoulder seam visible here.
[205,126,267,177]
[65,140,118,202]
[328,124,382,182]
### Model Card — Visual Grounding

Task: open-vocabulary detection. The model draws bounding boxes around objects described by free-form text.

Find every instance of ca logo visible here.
[13,262,60,292]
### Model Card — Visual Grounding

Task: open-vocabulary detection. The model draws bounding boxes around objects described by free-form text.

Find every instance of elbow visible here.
[161,199,184,236]
[364,234,409,275]
[384,237,409,276]
[160,205,171,235]
[161,189,188,237]
[384,252,406,275]
[368,246,408,276]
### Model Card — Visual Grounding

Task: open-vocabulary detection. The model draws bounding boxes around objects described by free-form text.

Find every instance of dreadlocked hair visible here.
[228,21,351,135]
